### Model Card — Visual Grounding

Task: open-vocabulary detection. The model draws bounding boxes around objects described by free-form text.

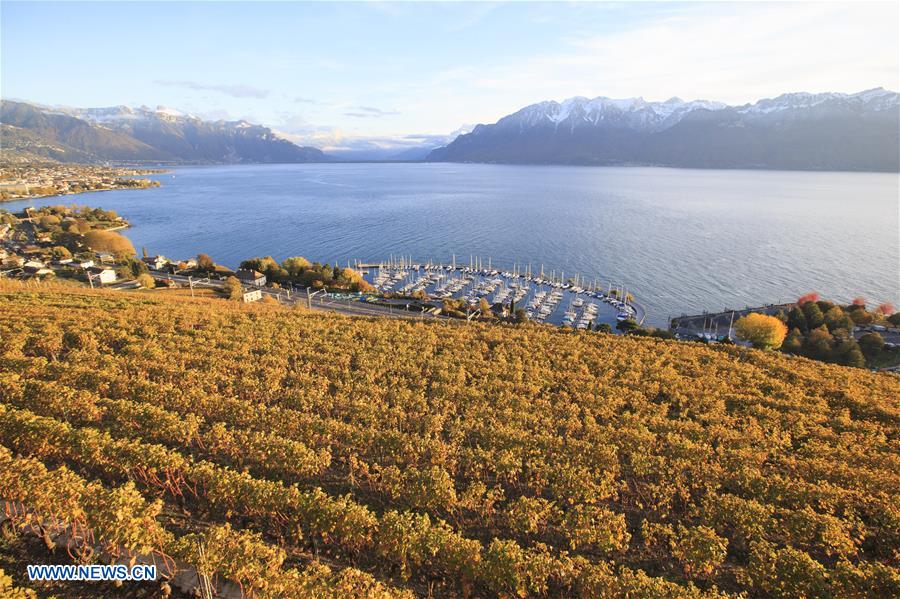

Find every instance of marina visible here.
[359,255,641,329]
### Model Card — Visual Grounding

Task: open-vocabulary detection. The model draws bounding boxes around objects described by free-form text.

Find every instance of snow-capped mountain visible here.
[482,96,728,134]
[429,88,900,171]
[738,88,899,115]
[0,100,331,164]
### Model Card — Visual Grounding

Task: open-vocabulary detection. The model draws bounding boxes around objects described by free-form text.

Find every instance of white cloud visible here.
[156,80,270,99]
[418,2,899,128]
[343,105,401,118]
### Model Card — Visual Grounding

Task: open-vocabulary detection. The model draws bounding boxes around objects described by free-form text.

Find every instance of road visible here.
[149,272,451,322]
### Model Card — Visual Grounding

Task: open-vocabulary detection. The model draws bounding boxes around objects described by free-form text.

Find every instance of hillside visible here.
[428,89,900,171]
[0,101,167,163]
[0,282,898,597]
[0,124,96,164]
[0,100,331,165]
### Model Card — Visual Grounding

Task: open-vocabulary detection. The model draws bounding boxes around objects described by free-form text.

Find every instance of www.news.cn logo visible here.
[27,563,157,582]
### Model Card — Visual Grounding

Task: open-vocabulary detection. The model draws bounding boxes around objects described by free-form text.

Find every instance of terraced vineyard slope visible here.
[0,281,897,597]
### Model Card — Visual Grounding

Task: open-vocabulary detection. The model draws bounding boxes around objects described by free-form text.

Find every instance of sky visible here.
[2,1,898,154]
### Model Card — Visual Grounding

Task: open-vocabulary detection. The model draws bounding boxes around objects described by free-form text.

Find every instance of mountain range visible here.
[3,89,899,171]
[0,100,330,164]
[427,88,900,171]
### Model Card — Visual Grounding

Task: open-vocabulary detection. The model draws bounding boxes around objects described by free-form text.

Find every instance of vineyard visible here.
[0,280,897,597]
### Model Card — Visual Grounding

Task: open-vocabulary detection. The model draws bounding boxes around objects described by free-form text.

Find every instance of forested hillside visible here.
[0,281,897,597]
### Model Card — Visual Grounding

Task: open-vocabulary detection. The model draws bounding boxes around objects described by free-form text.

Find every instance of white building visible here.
[87,267,117,285]
[242,289,263,303]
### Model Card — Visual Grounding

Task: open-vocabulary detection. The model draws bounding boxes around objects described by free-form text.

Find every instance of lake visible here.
[5,163,898,327]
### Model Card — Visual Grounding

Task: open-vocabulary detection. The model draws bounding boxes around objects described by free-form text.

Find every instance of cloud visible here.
[155,80,270,99]
[459,2,899,107]
[293,96,317,104]
[343,105,401,118]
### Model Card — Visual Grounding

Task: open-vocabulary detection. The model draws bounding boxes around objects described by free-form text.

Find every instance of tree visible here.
[875,303,894,317]
[136,274,155,289]
[849,307,876,325]
[787,306,808,333]
[197,253,215,273]
[816,300,835,314]
[223,277,243,301]
[616,320,640,333]
[781,328,804,354]
[888,313,900,326]
[282,256,311,277]
[479,298,492,315]
[802,302,825,330]
[734,313,788,350]
[805,326,834,360]
[824,307,854,333]
[852,297,866,308]
[595,323,612,334]
[797,292,820,305]
[83,229,135,258]
[831,334,865,368]
[842,347,866,368]
[117,257,149,279]
[514,308,528,323]
[858,332,885,359]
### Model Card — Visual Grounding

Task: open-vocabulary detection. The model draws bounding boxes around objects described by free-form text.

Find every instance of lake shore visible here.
[1,162,896,327]
[0,163,165,202]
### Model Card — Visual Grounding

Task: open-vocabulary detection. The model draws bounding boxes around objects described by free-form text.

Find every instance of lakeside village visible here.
[2,203,898,372]
[0,163,163,201]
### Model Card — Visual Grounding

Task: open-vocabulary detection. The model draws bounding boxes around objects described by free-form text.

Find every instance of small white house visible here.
[76,259,95,269]
[86,266,117,285]
[242,289,263,303]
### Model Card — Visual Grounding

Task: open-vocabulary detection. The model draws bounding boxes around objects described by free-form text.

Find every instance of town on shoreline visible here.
[0,163,164,201]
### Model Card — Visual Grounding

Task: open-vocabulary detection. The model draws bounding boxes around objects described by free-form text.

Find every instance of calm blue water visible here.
[5,163,898,326]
